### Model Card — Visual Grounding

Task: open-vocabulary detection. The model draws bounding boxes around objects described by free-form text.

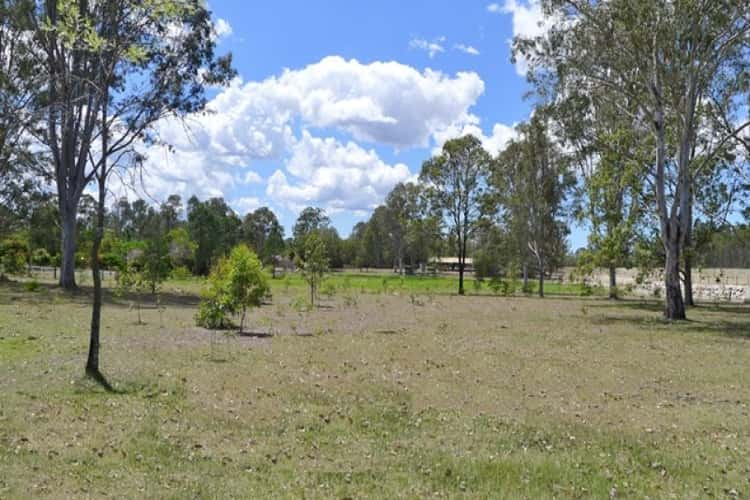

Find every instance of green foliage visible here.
[188,197,242,276]
[297,233,329,307]
[166,227,197,270]
[320,281,337,299]
[195,259,233,330]
[196,245,270,332]
[170,265,193,280]
[31,248,51,266]
[24,279,40,292]
[0,236,28,275]
[142,235,171,295]
[420,135,492,295]
[115,261,148,324]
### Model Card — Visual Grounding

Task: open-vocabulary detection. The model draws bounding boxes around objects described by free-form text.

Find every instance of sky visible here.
[128,0,589,249]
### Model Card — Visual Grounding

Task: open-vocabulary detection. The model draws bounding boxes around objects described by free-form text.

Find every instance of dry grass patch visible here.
[1,281,749,498]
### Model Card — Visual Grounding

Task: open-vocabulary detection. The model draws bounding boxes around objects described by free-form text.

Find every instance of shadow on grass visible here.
[591,298,750,317]
[591,312,750,340]
[0,280,201,308]
[236,330,274,338]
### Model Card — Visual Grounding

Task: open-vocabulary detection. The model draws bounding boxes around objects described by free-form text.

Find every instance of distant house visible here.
[432,257,474,273]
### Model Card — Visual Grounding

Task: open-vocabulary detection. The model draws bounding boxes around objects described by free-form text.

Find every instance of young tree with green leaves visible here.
[420,135,491,295]
[297,232,329,307]
[196,245,270,334]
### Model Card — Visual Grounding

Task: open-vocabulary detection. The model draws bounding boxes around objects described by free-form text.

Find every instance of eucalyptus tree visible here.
[517,0,750,319]
[494,113,573,297]
[421,135,491,295]
[241,207,285,266]
[384,182,422,274]
[28,0,233,383]
[555,93,649,299]
[0,0,46,218]
[30,0,233,292]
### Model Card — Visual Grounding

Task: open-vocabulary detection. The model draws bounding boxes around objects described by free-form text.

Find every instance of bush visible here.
[31,248,52,266]
[24,279,41,292]
[170,265,193,280]
[196,245,270,333]
[0,237,28,275]
[320,281,337,299]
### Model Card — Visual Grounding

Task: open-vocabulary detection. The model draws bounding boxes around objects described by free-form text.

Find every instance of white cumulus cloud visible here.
[267,131,411,213]
[127,56,493,215]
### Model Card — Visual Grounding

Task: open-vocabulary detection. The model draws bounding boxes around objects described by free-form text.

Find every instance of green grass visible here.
[1,278,748,498]
[268,271,600,297]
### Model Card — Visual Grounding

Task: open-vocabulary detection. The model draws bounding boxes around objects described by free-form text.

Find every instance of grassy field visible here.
[1,276,749,498]
[163,270,600,299]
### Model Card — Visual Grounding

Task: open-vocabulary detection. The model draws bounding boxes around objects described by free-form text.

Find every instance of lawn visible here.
[1,277,749,498]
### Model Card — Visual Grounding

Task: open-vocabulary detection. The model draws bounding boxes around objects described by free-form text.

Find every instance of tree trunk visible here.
[59,203,78,289]
[683,195,695,307]
[608,265,617,300]
[683,257,694,307]
[86,173,106,382]
[538,257,544,298]
[664,241,686,320]
[522,263,529,292]
[458,260,465,295]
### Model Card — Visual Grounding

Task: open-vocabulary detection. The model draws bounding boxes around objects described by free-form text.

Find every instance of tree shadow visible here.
[235,330,274,338]
[590,313,750,340]
[0,280,201,308]
[588,299,664,314]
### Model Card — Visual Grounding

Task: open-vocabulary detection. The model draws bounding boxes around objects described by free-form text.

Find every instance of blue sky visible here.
[132,0,589,249]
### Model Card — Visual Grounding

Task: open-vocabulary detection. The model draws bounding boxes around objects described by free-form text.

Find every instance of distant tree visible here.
[420,135,491,295]
[188,197,242,275]
[292,207,331,258]
[142,235,171,295]
[166,227,196,271]
[242,207,285,265]
[494,113,573,297]
[297,233,329,307]
[160,195,183,233]
[362,206,392,268]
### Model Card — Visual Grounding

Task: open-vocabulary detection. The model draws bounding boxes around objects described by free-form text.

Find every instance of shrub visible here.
[170,265,193,280]
[0,237,28,275]
[24,279,41,292]
[320,281,337,299]
[196,245,270,333]
[31,248,52,266]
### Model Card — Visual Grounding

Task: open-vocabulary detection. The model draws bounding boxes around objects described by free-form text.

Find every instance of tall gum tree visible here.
[29,0,233,291]
[420,135,491,296]
[517,0,750,319]
[30,0,234,383]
